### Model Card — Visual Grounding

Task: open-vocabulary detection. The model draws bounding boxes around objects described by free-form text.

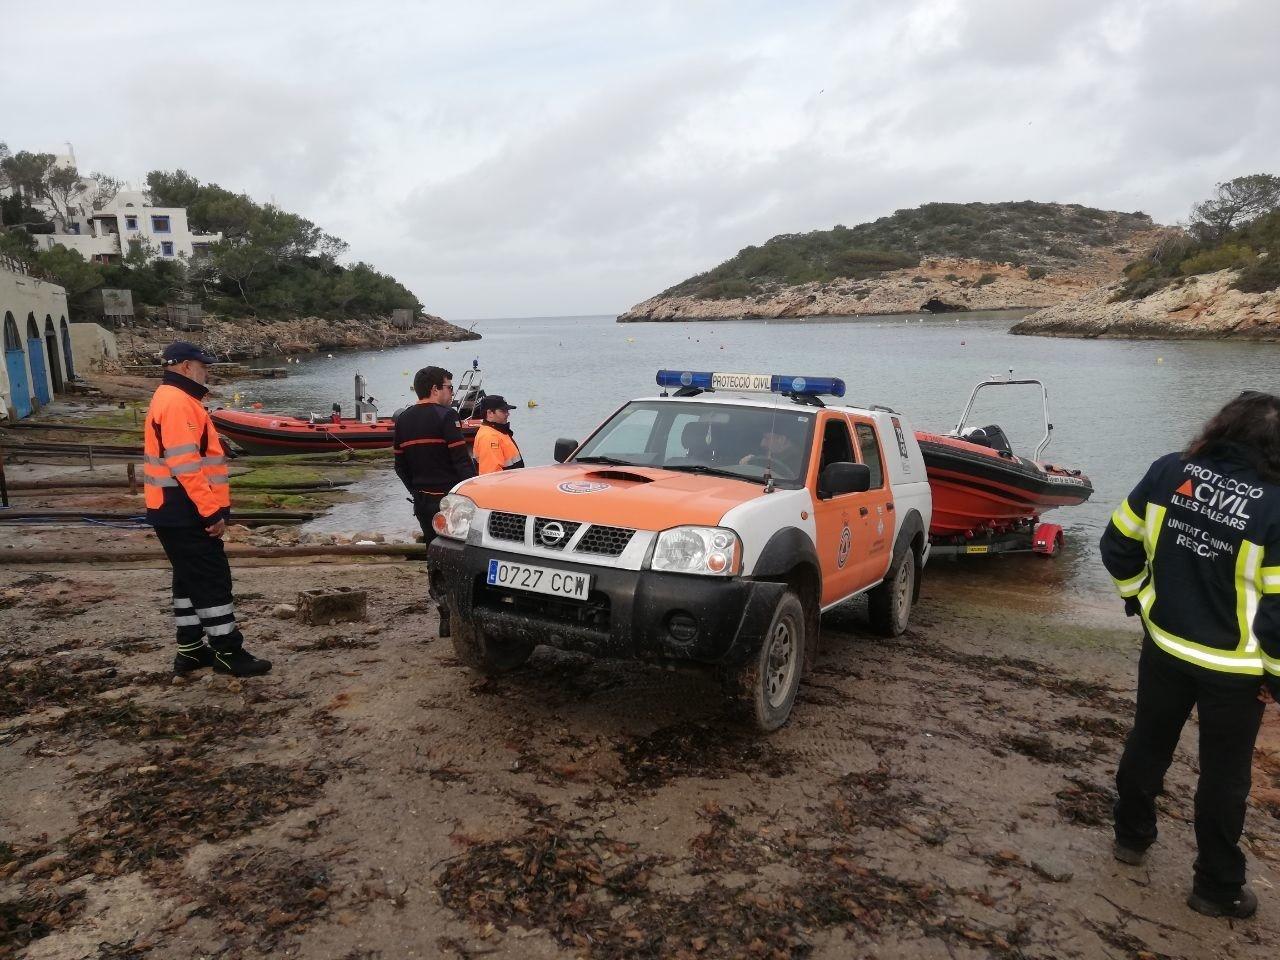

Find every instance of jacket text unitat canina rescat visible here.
[1101,444,1280,690]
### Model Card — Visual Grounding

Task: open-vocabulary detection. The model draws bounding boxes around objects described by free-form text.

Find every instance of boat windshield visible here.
[572,401,815,488]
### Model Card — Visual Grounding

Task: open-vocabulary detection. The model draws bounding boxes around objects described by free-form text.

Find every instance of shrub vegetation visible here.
[1114,174,1280,300]
[665,201,1151,300]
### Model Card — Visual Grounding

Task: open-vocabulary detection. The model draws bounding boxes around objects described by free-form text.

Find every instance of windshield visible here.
[573,401,815,487]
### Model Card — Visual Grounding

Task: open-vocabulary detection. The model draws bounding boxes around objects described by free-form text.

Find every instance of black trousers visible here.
[1114,637,1264,899]
[413,493,450,634]
[153,524,244,650]
[413,493,443,550]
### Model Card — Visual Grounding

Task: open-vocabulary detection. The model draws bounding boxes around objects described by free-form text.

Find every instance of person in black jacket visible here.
[394,365,477,547]
[395,366,477,638]
[1101,390,1280,919]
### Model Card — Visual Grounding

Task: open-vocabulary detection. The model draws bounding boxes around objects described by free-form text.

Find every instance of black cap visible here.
[478,395,517,414]
[161,341,218,365]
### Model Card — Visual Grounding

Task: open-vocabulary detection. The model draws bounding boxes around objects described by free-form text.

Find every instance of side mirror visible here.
[553,438,579,464]
[819,461,870,499]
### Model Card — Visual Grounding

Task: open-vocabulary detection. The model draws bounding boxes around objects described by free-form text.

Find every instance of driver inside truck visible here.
[739,421,804,478]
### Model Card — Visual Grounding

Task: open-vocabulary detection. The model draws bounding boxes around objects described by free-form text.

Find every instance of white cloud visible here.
[2,0,1276,318]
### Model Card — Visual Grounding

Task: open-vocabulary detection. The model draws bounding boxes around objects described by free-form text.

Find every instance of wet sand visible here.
[4,549,1280,959]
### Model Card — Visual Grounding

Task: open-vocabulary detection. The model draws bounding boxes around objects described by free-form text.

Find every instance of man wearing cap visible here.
[474,396,525,475]
[143,342,271,677]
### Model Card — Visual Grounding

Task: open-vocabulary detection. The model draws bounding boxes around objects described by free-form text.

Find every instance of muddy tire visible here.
[868,547,915,637]
[450,609,534,674]
[728,590,806,733]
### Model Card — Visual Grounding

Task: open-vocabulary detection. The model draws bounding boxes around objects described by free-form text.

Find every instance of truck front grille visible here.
[575,524,635,557]
[533,517,582,551]
[488,512,527,543]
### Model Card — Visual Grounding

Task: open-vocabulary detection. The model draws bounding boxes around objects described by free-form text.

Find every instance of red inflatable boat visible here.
[918,375,1093,557]
[210,369,486,456]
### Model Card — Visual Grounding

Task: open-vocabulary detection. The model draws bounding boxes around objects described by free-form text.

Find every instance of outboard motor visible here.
[354,372,379,422]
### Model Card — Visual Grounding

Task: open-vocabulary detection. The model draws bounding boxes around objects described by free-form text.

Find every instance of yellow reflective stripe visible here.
[1265,651,1280,677]
[1143,503,1165,560]
[1239,541,1262,653]
[1263,566,1280,594]
[1110,501,1144,540]
[1135,506,1262,675]
[1113,571,1146,598]
[1140,585,1263,673]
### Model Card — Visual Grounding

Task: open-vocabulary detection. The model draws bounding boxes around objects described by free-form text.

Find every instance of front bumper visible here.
[428,539,784,668]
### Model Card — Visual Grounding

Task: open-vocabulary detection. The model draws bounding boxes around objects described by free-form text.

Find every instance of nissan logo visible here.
[539,521,566,546]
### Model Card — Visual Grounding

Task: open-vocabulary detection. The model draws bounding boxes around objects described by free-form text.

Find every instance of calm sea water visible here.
[227,311,1280,601]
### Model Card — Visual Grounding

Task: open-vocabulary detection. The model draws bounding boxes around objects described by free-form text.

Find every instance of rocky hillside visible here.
[1010,269,1280,341]
[620,202,1158,322]
[110,312,478,365]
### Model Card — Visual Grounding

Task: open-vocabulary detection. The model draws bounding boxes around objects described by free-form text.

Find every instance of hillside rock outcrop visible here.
[619,255,1132,322]
[1010,270,1280,341]
[117,312,479,363]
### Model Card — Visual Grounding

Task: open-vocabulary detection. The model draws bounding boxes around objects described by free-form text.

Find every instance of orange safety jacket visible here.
[143,371,231,526]
[474,422,524,474]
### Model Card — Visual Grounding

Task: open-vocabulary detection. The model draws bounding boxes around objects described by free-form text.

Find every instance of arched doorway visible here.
[44,315,64,394]
[4,312,32,418]
[60,316,75,380]
[27,314,51,407]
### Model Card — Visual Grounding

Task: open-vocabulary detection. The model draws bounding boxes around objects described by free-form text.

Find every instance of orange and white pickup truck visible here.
[427,370,932,730]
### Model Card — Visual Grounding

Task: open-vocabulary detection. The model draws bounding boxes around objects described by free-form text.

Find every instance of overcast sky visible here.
[4,0,1277,319]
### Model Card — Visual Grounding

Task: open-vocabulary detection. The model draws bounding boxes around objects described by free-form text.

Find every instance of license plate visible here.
[486,559,592,601]
[966,545,990,554]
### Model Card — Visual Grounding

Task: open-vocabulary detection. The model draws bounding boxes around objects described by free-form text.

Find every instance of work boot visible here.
[1187,886,1258,919]
[209,642,273,677]
[1112,841,1149,866]
[173,641,218,675]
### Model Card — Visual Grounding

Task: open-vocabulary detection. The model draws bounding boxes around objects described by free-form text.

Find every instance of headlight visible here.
[432,494,476,541]
[651,526,741,576]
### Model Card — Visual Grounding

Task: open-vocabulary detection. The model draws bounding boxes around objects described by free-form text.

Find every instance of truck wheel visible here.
[729,590,806,733]
[450,609,533,674]
[868,547,915,637]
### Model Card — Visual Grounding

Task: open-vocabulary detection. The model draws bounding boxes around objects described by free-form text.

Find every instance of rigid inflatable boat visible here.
[917,375,1093,556]
[211,368,486,456]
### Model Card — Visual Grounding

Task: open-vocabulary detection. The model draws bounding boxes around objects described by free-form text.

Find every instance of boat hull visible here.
[211,410,479,456]
[915,432,1092,537]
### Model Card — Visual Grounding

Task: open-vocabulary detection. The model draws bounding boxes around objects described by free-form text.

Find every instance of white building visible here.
[33,189,222,265]
[1,255,75,420]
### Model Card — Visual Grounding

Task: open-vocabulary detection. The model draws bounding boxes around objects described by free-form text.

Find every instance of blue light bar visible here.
[655,370,845,398]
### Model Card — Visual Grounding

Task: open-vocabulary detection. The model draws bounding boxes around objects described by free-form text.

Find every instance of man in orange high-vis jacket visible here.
[144,342,271,678]
[473,395,525,475]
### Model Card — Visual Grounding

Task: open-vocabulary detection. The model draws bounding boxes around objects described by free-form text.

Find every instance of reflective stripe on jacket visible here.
[143,371,230,526]
[1100,446,1280,690]
[474,423,524,475]
[393,400,477,496]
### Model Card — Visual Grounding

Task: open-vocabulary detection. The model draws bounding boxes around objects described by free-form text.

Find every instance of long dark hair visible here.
[1185,390,1280,482]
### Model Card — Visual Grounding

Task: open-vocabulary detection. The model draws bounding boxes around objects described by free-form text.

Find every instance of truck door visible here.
[810,412,874,606]
[849,417,894,585]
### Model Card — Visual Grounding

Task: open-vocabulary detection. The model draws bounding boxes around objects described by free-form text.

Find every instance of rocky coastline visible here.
[618,253,1138,323]
[1010,269,1280,341]
[112,312,480,365]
